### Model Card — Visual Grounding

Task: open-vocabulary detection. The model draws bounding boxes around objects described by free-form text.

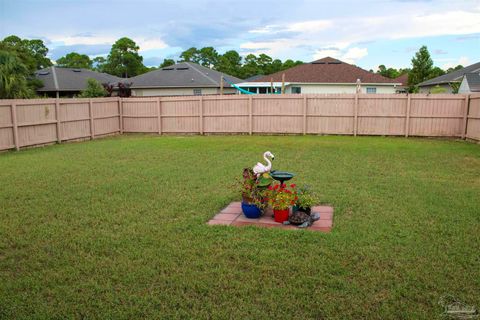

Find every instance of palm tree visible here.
[0,50,34,99]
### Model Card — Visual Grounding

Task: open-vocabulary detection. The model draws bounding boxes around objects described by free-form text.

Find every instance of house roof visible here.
[418,61,480,86]
[394,73,409,86]
[130,62,243,89]
[35,66,124,92]
[252,57,399,84]
[463,73,480,92]
[244,74,265,81]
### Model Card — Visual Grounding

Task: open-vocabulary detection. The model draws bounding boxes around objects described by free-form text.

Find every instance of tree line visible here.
[0,35,466,98]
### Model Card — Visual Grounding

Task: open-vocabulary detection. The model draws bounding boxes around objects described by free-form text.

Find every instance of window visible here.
[291,87,302,94]
[366,87,377,94]
[193,88,202,96]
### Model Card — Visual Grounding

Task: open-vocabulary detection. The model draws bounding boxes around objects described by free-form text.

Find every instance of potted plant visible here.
[265,183,297,223]
[239,168,269,218]
[293,186,316,215]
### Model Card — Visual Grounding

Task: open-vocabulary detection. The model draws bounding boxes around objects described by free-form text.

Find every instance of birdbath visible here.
[270,170,295,185]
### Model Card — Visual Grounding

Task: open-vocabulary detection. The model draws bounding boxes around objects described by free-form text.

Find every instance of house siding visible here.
[132,87,237,96]
[285,84,397,94]
[458,77,471,93]
[418,83,453,94]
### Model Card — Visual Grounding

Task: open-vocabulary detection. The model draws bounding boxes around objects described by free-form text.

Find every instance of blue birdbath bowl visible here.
[270,170,295,185]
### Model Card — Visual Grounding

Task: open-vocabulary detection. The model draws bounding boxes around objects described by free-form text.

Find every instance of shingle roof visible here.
[35,67,124,92]
[464,73,480,92]
[252,57,398,84]
[394,73,409,86]
[418,61,480,86]
[130,62,242,89]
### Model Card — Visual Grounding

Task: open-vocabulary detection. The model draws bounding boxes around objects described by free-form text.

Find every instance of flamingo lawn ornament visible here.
[253,151,275,176]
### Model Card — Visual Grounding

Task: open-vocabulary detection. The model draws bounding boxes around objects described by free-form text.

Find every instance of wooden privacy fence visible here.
[0,94,479,151]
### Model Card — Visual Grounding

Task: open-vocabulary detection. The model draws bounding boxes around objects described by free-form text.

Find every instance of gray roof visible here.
[464,73,480,92]
[35,66,124,92]
[419,61,480,86]
[244,74,265,81]
[130,62,242,89]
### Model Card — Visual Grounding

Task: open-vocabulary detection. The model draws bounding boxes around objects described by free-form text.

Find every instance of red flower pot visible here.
[273,208,289,223]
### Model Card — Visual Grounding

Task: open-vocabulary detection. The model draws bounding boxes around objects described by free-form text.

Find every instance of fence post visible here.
[88,99,95,139]
[118,97,123,134]
[405,94,411,137]
[55,98,61,143]
[11,102,19,151]
[249,95,253,135]
[354,93,358,136]
[157,97,162,135]
[462,94,470,139]
[199,96,203,135]
[302,95,307,135]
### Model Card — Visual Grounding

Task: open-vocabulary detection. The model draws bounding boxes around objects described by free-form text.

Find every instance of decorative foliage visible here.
[0,50,35,99]
[296,185,317,210]
[78,78,107,98]
[264,183,298,210]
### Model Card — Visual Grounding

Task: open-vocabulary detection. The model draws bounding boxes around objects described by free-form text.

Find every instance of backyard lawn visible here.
[0,135,479,319]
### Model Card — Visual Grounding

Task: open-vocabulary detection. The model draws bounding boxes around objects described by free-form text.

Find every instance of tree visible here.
[102,37,147,78]
[159,58,175,68]
[282,59,303,70]
[241,54,261,79]
[408,46,434,90]
[446,65,463,74]
[216,50,242,78]
[377,65,399,78]
[430,66,445,79]
[179,47,200,63]
[0,35,52,71]
[92,56,107,72]
[0,50,35,98]
[78,78,107,98]
[197,47,219,67]
[57,52,92,69]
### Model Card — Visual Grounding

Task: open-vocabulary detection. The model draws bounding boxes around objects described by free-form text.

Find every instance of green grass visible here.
[0,135,479,319]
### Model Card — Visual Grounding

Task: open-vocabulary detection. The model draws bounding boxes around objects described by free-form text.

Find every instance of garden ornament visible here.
[253,151,275,176]
[283,211,320,228]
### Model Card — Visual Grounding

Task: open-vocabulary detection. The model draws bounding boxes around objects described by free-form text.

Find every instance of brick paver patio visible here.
[208,202,333,232]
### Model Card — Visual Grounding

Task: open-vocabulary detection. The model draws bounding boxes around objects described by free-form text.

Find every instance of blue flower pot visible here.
[241,202,262,219]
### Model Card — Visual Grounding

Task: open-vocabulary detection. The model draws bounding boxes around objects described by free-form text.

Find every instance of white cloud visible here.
[47,35,168,52]
[313,47,368,64]
[242,8,480,61]
[441,56,470,69]
[137,38,168,52]
[49,35,117,46]
[286,20,332,33]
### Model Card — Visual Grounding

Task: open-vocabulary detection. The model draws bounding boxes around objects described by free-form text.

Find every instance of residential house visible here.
[130,62,242,96]
[35,66,124,98]
[235,57,400,94]
[418,62,480,93]
[458,73,480,93]
[394,73,409,93]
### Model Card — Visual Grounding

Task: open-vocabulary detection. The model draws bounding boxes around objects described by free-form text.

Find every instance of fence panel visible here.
[122,98,157,133]
[16,99,57,147]
[409,95,465,137]
[0,104,14,150]
[60,100,91,140]
[466,94,480,141]
[203,96,249,133]
[306,94,354,134]
[253,96,303,133]
[0,94,478,151]
[358,95,407,135]
[161,97,199,133]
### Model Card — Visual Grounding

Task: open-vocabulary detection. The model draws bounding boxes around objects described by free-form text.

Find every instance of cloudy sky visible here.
[1,0,479,70]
